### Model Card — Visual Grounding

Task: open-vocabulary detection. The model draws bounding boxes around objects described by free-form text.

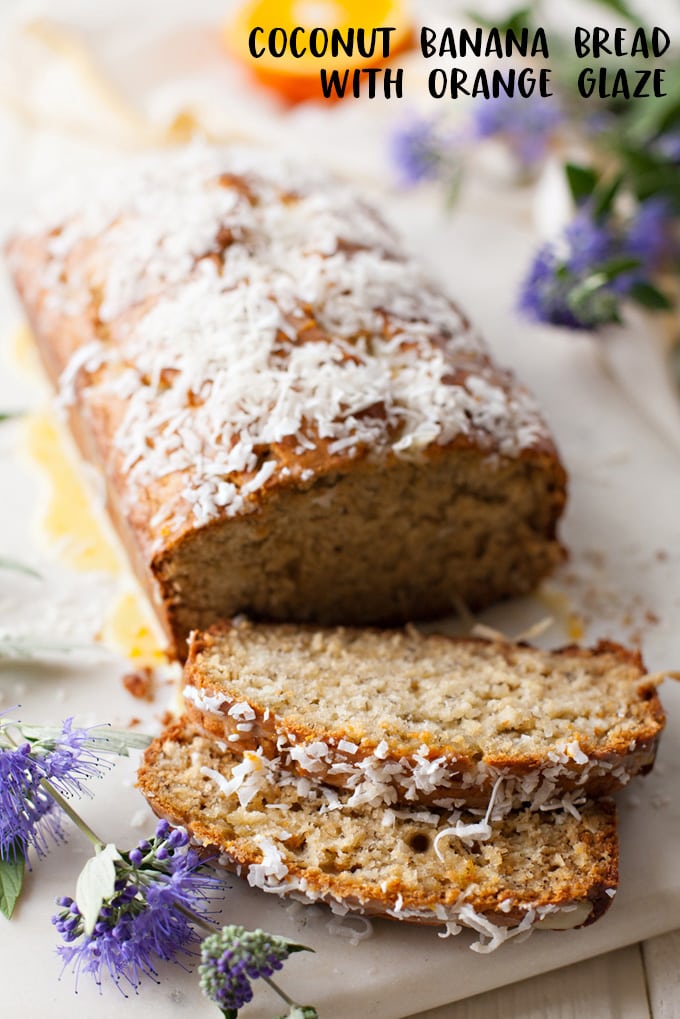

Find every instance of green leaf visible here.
[15,723,152,756]
[623,74,680,146]
[596,256,642,281]
[0,851,25,919]
[592,174,624,218]
[75,843,121,935]
[219,1010,238,1019]
[0,635,111,661]
[565,164,598,205]
[83,727,154,755]
[281,940,314,955]
[0,557,41,579]
[613,144,680,210]
[629,280,674,310]
[467,5,536,34]
[567,276,622,327]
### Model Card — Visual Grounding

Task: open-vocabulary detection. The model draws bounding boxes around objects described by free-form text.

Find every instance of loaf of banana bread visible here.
[6,144,566,656]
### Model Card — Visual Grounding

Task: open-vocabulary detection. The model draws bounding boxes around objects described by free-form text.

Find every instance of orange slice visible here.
[224,0,413,103]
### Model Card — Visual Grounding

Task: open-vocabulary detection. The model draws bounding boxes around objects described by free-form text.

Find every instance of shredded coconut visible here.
[228,701,257,721]
[201,749,268,808]
[17,143,549,538]
[325,915,373,945]
[434,776,504,860]
[247,836,289,887]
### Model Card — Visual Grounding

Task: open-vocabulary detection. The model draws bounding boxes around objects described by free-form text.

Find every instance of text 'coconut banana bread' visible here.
[6,144,566,657]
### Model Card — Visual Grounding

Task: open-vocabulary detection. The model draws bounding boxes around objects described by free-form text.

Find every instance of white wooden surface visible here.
[408,933,680,1018]
[644,932,680,1019]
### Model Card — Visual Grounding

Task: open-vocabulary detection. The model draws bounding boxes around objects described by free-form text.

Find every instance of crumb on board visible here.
[549,544,664,646]
[122,667,155,701]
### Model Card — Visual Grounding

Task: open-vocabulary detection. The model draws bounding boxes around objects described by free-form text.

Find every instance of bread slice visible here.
[6,144,566,658]
[138,721,619,951]
[183,621,665,810]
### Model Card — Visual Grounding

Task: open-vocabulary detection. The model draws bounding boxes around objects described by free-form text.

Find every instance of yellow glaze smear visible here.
[25,412,167,664]
[101,591,167,667]
[11,322,41,376]
[25,412,121,574]
[538,586,587,644]
[567,614,585,643]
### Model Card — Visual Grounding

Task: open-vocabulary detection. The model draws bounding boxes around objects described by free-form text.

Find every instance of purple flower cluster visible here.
[390,118,455,186]
[198,924,296,1015]
[625,197,674,265]
[472,93,563,165]
[520,198,675,330]
[4,715,317,1012]
[0,741,60,860]
[53,820,222,993]
[0,717,109,862]
[391,94,563,189]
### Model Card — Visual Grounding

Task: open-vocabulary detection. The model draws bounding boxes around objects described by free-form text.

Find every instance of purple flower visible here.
[518,192,678,331]
[0,716,113,862]
[653,129,680,162]
[519,245,595,329]
[0,741,62,861]
[40,718,114,799]
[563,213,613,273]
[472,93,563,165]
[390,118,453,186]
[199,925,300,1015]
[519,207,626,329]
[625,197,675,267]
[53,820,223,993]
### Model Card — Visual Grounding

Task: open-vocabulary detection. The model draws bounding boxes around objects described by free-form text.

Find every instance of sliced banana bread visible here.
[137,721,619,951]
[183,621,665,809]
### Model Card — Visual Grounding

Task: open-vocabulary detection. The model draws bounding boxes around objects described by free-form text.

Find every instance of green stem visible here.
[39,778,104,849]
[261,973,295,1008]
[176,901,217,935]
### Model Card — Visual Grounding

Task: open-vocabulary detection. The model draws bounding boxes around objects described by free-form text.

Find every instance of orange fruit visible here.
[223,0,413,103]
